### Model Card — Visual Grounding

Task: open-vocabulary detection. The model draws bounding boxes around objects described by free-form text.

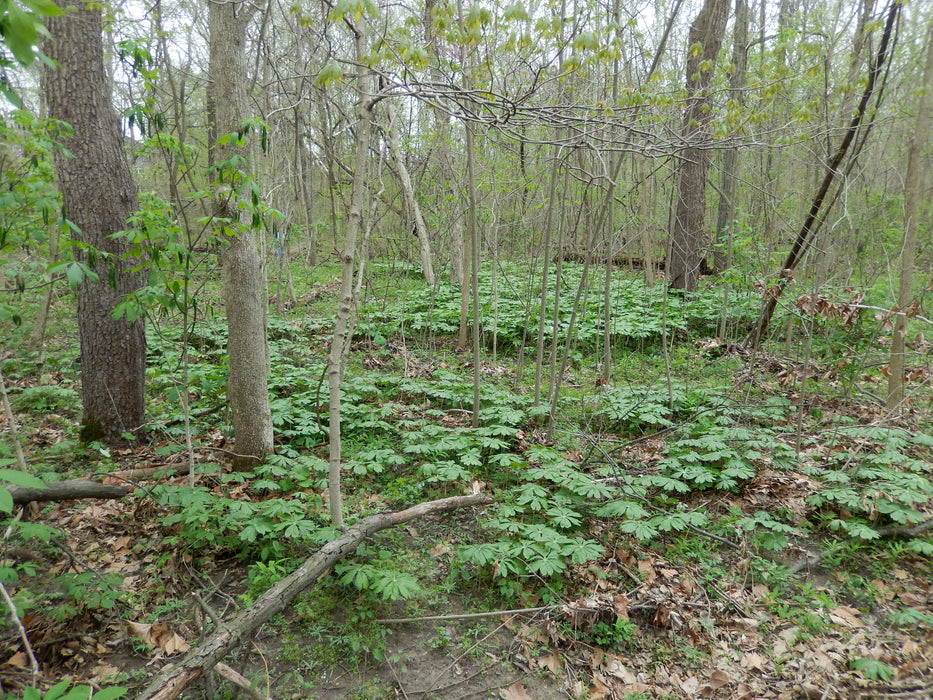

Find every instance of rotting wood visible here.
[552,250,715,276]
[136,492,493,700]
[8,479,128,504]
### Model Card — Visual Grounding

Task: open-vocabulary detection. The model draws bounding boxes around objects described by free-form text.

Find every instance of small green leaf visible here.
[22,0,64,17]
[850,657,893,682]
[0,486,13,514]
[907,539,933,555]
[316,62,343,87]
[619,519,658,540]
[0,469,45,489]
[41,679,73,700]
[2,6,40,65]
[66,261,84,287]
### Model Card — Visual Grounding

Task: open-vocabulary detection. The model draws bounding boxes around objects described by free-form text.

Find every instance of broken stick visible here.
[8,479,128,504]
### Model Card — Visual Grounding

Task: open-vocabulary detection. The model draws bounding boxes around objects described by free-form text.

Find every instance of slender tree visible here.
[45,0,147,444]
[746,0,900,349]
[888,17,933,410]
[326,12,375,528]
[207,0,274,468]
[385,98,436,287]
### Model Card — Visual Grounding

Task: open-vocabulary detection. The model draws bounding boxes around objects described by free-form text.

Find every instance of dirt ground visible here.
[260,612,568,699]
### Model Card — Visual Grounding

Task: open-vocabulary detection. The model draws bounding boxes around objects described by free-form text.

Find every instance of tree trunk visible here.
[207,0,273,469]
[327,19,374,528]
[465,119,481,428]
[27,223,59,354]
[887,18,933,410]
[385,99,436,286]
[668,0,730,292]
[45,0,147,444]
[713,0,749,274]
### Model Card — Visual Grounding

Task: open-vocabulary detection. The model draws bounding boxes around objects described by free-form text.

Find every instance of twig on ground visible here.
[0,510,39,679]
[875,518,933,538]
[377,605,557,624]
[194,593,228,631]
[0,359,28,471]
[423,618,508,695]
[0,580,39,679]
[213,662,272,700]
[250,641,272,700]
[386,655,411,700]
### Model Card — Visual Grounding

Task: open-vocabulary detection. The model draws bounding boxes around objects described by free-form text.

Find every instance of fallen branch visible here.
[213,662,271,700]
[105,464,190,481]
[8,479,128,504]
[137,492,493,700]
[875,518,933,538]
[376,605,557,624]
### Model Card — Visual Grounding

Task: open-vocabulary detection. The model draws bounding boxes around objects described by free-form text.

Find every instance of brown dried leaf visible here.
[680,676,700,694]
[897,590,924,606]
[430,542,452,557]
[612,594,628,619]
[587,677,613,699]
[6,652,27,667]
[127,620,152,640]
[90,662,120,682]
[604,656,637,683]
[829,606,864,628]
[740,652,768,671]
[500,681,532,700]
[536,652,562,675]
[637,559,656,583]
[710,669,730,688]
[162,632,190,654]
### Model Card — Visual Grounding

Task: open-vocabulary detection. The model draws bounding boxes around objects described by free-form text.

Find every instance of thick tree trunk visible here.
[207,0,274,468]
[713,0,749,274]
[668,0,730,292]
[136,493,493,700]
[888,18,933,410]
[45,0,147,444]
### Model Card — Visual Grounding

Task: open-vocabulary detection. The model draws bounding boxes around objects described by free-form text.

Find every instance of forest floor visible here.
[2,268,933,699]
[3,372,933,700]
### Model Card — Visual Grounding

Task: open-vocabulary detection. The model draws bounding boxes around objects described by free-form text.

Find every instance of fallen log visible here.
[137,492,494,700]
[8,479,128,504]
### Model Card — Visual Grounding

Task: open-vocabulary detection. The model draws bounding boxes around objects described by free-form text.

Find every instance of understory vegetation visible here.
[2,259,932,698]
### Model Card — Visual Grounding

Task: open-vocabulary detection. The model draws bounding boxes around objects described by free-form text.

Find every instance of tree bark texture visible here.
[668,0,730,292]
[45,1,147,444]
[136,493,493,700]
[328,21,374,527]
[207,0,274,468]
[887,18,933,410]
[8,479,128,504]
[713,0,749,274]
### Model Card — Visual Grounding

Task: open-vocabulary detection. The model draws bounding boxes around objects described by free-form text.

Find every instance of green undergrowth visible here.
[359,260,761,349]
[3,259,933,678]
[138,300,933,614]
